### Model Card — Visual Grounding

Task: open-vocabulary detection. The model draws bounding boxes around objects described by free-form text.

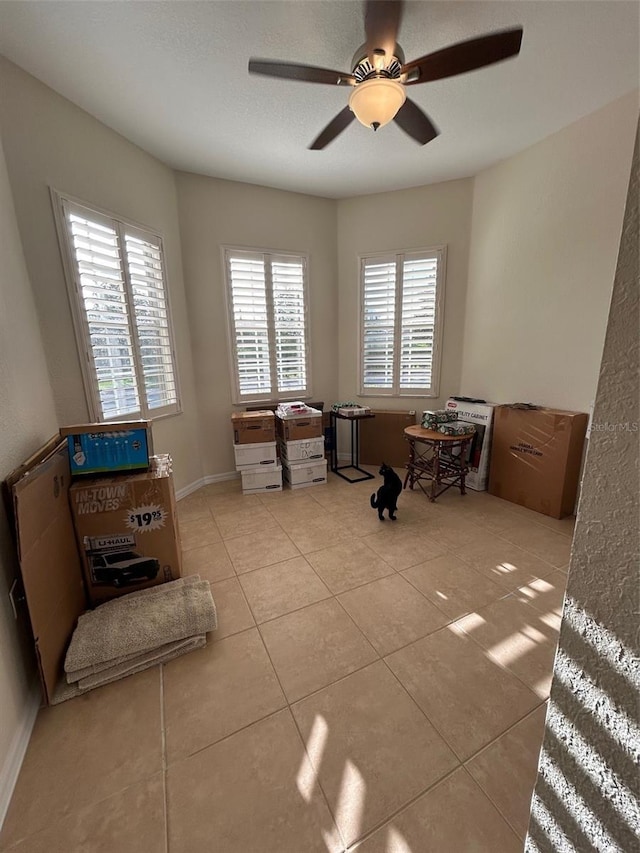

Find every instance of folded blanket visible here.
[52,635,207,704]
[65,575,217,674]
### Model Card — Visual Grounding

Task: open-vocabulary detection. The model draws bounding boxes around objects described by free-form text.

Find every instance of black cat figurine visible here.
[370,463,403,521]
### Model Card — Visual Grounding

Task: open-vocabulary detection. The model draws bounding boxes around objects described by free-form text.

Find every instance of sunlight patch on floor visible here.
[297,715,328,803]
[386,824,414,852]
[334,760,366,846]
[494,561,519,575]
[539,611,562,630]
[521,624,549,644]
[455,612,486,632]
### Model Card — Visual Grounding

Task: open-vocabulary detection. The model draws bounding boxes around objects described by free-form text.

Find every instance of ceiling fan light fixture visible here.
[348,78,406,131]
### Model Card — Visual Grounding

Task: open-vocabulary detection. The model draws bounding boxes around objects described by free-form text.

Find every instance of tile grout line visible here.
[159,665,170,853]
[342,697,549,850]
[344,764,465,851]
[252,617,348,852]
[459,765,526,845]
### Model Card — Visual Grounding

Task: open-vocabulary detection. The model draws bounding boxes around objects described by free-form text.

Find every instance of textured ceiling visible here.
[0,1,638,198]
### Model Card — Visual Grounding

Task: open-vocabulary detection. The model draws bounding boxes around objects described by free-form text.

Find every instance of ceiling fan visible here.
[248,0,523,150]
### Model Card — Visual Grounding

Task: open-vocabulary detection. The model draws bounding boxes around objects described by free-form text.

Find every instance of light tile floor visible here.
[1,468,572,852]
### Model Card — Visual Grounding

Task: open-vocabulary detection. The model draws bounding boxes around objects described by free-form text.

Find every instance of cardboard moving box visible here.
[231,411,275,445]
[8,443,87,706]
[275,409,323,441]
[69,468,182,605]
[488,405,588,518]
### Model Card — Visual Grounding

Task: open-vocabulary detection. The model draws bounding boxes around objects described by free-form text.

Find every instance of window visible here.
[223,248,310,403]
[360,247,446,397]
[53,192,180,421]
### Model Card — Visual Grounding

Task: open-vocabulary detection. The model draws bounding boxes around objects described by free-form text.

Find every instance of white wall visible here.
[461,91,638,412]
[336,178,474,411]
[527,120,639,852]
[175,173,338,476]
[0,58,203,491]
[0,130,58,818]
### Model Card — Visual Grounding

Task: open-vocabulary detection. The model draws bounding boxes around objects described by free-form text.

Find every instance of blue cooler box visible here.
[61,421,152,476]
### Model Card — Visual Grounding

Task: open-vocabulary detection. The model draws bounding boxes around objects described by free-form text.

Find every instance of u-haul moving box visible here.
[445,399,497,491]
[69,469,181,605]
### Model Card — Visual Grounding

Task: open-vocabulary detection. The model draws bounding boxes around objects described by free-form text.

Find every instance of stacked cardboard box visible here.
[231,411,282,494]
[5,425,183,702]
[58,419,182,605]
[275,406,327,488]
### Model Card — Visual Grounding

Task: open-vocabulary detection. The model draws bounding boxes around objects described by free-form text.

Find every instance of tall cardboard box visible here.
[7,441,87,705]
[69,469,182,604]
[488,405,588,518]
[445,399,497,491]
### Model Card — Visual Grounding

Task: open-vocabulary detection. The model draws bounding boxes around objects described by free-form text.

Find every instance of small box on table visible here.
[421,410,457,430]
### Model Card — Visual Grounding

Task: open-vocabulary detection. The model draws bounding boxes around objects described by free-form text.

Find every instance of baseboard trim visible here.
[0,683,41,831]
[175,471,239,501]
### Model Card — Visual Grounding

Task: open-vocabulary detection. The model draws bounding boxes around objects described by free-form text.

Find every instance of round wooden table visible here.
[403,425,476,502]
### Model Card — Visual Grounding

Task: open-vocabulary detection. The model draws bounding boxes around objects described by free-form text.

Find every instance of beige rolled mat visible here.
[64,575,217,676]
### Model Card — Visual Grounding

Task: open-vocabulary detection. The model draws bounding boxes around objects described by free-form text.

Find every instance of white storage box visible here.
[283,459,328,489]
[445,399,497,491]
[279,436,325,464]
[233,441,278,471]
[337,406,370,417]
[241,465,283,494]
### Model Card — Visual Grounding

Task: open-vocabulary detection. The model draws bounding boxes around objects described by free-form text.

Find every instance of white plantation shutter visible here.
[360,248,445,396]
[400,254,438,390]
[225,249,310,402]
[124,229,178,413]
[362,257,397,391]
[272,257,307,394]
[58,195,180,420]
[227,254,272,396]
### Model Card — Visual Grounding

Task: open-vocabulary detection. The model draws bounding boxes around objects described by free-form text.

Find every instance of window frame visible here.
[358,245,447,398]
[222,245,312,405]
[51,188,182,422]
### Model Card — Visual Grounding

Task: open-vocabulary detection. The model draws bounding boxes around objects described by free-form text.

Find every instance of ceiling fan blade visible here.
[365,0,404,65]
[249,59,356,86]
[402,27,523,85]
[309,107,355,150]
[394,99,439,145]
